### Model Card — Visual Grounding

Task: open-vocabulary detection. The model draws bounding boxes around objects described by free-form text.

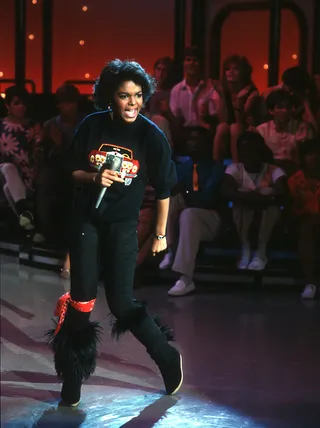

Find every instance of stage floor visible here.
[1,254,319,428]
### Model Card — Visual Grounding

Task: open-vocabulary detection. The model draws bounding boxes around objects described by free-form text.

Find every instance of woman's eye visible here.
[136,93,143,98]
[119,94,128,100]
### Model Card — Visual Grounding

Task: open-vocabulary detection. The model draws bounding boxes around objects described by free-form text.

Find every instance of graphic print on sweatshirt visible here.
[89,143,140,186]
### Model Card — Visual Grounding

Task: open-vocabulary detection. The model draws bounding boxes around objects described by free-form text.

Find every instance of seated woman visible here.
[145,56,174,118]
[222,132,287,271]
[213,55,261,162]
[287,139,320,299]
[0,86,42,235]
[143,57,175,147]
[257,89,315,174]
[159,127,224,296]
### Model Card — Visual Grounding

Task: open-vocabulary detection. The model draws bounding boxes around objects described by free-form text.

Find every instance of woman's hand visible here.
[237,85,252,100]
[151,236,167,256]
[296,122,309,142]
[94,169,125,188]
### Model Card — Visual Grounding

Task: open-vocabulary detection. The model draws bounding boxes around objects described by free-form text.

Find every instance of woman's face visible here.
[154,62,168,86]
[113,81,143,123]
[7,96,27,119]
[225,63,241,83]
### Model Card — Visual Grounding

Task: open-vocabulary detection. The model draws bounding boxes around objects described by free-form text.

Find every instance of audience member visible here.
[146,56,174,117]
[264,66,320,133]
[0,86,41,232]
[35,84,83,237]
[213,55,261,162]
[143,57,174,146]
[222,132,287,271]
[42,83,83,154]
[36,84,84,272]
[257,89,315,173]
[287,139,320,299]
[159,127,224,296]
[170,46,220,132]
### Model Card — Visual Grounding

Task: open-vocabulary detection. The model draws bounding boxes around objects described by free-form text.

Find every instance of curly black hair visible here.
[93,59,156,111]
[5,85,30,105]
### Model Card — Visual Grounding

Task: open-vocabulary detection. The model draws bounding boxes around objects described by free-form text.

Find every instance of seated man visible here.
[256,89,315,173]
[170,46,220,132]
[159,127,224,296]
[222,132,287,271]
[288,139,320,299]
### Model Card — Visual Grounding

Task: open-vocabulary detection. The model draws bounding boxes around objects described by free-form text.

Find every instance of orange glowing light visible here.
[292,54,298,60]
[85,73,91,79]
[32,0,38,4]
[82,6,88,12]
[263,64,269,70]
[29,34,35,40]
[79,40,85,46]
[0,71,4,77]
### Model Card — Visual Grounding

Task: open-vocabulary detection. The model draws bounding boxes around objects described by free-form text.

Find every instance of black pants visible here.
[69,218,167,355]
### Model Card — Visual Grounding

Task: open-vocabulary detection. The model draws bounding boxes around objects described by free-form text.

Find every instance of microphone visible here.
[95,153,124,209]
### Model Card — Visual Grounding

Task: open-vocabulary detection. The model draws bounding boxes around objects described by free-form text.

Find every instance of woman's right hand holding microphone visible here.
[93,169,125,188]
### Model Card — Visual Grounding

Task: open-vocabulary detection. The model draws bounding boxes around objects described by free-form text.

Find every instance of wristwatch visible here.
[155,234,166,240]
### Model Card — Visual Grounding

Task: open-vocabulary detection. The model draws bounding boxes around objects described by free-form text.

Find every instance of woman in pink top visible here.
[257,89,315,174]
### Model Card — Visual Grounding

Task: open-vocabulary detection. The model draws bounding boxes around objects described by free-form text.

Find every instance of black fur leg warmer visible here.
[109,300,174,342]
[45,320,102,381]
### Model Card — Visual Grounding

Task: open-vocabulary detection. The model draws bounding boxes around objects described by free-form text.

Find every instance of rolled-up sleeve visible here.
[145,125,177,199]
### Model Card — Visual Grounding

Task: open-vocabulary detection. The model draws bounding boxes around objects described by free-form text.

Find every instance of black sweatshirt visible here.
[68,111,176,223]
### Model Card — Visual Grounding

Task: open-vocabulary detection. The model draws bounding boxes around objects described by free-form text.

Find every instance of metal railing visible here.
[0,79,36,93]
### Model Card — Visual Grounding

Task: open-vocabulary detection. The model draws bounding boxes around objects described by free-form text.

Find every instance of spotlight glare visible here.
[85,73,91,79]
[263,63,269,70]
[29,34,35,40]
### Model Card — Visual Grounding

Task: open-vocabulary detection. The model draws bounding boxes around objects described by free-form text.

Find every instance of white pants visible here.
[233,205,281,254]
[168,194,221,278]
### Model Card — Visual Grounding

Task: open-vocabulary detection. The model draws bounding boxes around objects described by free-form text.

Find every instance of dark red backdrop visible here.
[0,0,299,95]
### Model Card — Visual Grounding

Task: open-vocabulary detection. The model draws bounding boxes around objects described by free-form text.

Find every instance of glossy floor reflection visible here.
[1,254,319,428]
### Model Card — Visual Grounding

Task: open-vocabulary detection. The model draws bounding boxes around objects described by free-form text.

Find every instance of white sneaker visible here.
[168,280,195,297]
[247,256,267,271]
[237,254,250,270]
[19,211,34,231]
[159,252,173,270]
[301,284,317,300]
